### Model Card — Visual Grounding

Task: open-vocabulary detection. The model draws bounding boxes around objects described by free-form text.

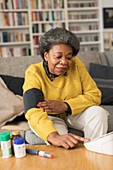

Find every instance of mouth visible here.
[56,67,68,72]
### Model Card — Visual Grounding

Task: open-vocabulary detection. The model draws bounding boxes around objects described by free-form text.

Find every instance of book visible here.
[23,0,26,8]
[32,0,36,9]
[2,0,5,9]
[9,12,13,26]
[3,12,8,26]
[0,13,3,26]
[8,0,12,9]
[3,47,9,58]
[35,0,38,9]
[11,0,14,9]
[13,0,16,9]
[8,48,12,57]
[26,34,30,41]
[0,48,1,58]
[15,0,19,9]
[34,36,38,45]
[2,32,8,42]
[0,48,3,57]
[20,0,24,9]
[17,13,22,25]
[51,11,54,21]
[6,13,10,26]
[0,0,3,9]
[14,12,18,26]
[14,47,21,57]
[33,24,39,33]
[7,32,10,42]
[12,12,15,26]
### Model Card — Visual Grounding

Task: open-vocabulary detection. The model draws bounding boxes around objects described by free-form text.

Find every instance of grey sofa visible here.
[0,50,113,145]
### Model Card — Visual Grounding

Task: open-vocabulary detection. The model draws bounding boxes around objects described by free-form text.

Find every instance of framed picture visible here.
[103,8,113,28]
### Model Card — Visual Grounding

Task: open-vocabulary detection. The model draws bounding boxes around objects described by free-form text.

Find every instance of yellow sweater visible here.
[23,57,101,142]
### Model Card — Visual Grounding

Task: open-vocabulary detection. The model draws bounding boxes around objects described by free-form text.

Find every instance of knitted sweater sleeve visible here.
[23,65,57,142]
[65,58,102,115]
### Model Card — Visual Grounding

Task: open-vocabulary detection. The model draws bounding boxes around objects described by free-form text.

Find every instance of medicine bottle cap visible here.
[11,130,20,136]
[0,132,10,141]
[14,137,24,145]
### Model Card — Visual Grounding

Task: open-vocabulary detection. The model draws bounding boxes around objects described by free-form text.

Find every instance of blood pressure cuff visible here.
[23,88,44,114]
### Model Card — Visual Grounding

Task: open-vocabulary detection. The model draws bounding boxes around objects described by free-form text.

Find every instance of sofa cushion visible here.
[89,63,113,105]
[1,121,30,131]
[77,51,102,71]
[104,51,113,67]
[0,77,24,128]
[0,75,24,96]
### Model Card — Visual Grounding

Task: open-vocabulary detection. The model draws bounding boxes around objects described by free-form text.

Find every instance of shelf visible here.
[30,9,65,12]
[0,26,29,29]
[34,45,39,48]
[80,41,100,45]
[0,9,28,12]
[32,33,44,37]
[72,30,100,34]
[67,7,99,11]
[68,19,100,23]
[32,20,66,24]
[0,42,30,46]
[104,29,113,32]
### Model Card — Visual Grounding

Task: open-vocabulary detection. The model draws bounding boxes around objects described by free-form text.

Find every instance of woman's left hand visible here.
[37,99,68,113]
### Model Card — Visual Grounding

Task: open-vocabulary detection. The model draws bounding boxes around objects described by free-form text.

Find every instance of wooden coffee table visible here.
[0,144,113,170]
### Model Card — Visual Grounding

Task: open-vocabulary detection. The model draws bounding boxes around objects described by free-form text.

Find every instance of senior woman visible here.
[23,27,109,149]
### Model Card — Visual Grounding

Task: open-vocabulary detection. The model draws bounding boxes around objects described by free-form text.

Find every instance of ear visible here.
[44,52,48,61]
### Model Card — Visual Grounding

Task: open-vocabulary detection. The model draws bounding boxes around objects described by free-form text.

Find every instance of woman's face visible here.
[44,44,73,76]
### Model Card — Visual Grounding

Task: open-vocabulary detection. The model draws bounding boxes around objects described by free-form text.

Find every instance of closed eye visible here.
[66,57,72,60]
[54,55,62,59]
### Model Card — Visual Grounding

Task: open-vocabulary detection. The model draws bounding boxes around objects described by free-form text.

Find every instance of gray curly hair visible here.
[39,27,80,59]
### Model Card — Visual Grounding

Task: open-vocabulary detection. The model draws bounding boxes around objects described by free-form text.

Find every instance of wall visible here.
[102,0,113,7]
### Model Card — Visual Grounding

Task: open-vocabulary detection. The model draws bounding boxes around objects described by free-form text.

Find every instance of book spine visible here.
[35,0,38,9]
[13,0,16,9]
[34,36,38,45]
[11,0,14,9]
[7,13,10,26]
[32,0,36,9]
[2,0,5,9]
[23,0,26,9]
[15,0,19,9]
[9,13,13,26]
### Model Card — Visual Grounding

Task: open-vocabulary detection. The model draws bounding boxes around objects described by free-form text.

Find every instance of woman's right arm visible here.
[23,65,58,142]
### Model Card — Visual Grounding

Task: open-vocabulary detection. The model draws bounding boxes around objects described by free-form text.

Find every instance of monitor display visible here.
[103,8,113,28]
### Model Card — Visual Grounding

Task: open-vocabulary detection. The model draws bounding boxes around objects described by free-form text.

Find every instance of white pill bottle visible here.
[0,132,12,158]
[14,137,26,158]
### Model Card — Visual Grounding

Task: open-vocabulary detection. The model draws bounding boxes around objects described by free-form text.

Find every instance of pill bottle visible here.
[14,137,26,158]
[11,130,22,154]
[0,132,12,158]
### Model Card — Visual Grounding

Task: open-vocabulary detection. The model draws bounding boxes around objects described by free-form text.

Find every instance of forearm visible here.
[25,108,58,142]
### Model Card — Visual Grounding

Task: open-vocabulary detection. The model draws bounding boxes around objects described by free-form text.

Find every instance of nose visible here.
[60,56,67,65]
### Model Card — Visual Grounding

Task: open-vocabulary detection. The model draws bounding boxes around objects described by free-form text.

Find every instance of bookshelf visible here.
[103,30,113,51]
[66,0,103,52]
[0,0,103,58]
[0,0,31,57]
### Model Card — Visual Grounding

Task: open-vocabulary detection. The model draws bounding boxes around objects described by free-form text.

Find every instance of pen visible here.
[26,148,53,159]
